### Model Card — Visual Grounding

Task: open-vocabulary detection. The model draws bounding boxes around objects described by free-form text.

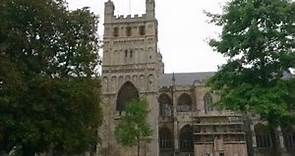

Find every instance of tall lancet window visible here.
[159,127,173,150]
[179,125,194,152]
[204,92,213,113]
[159,93,172,117]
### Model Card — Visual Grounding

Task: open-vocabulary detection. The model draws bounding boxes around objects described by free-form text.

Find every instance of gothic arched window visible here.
[255,123,272,149]
[159,127,173,150]
[177,93,192,112]
[179,125,193,152]
[116,82,139,113]
[204,93,213,113]
[283,127,295,152]
[158,93,172,117]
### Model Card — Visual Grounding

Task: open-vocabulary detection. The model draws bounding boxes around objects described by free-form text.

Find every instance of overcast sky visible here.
[66,0,228,73]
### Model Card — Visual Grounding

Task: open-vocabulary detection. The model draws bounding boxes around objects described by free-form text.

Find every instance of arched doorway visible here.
[116,82,139,113]
[177,93,192,112]
[179,125,194,153]
[158,93,172,117]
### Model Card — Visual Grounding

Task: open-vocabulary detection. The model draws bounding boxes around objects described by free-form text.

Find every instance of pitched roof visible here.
[159,72,215,87]
[159,71,294,87]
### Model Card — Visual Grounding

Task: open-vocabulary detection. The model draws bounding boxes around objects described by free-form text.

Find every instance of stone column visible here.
[174,120,179,156]
[174,116,179,152]
[172,90,179,155]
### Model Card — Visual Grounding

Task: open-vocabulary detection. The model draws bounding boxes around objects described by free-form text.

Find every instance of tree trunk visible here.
[137,140,140,156]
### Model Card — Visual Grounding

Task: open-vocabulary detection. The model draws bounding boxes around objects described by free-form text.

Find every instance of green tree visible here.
[207,0,295,126]
[206,1,295,153]
[115,99,152,156]
[0,0,101,155]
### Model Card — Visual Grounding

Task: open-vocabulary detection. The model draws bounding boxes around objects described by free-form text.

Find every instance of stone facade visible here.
[99,0,162,156]
[98,1,295,156]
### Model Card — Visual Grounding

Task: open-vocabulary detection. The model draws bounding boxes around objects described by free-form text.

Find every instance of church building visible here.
[99,1,295,156]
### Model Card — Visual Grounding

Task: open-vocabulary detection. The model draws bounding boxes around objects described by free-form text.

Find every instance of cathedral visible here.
[99,0,295,156]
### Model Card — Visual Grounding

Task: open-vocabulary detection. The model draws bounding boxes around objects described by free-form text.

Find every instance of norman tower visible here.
[100,0,163,155]
[98,1,295,156]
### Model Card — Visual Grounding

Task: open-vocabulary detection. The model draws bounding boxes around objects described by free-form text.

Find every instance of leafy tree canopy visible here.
[206,0,295,126]
[115,99,152,156]
[0,0,101,155]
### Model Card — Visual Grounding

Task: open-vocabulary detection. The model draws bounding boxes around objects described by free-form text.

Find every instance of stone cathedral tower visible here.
[99,0,164,155]
[98,1,295,156]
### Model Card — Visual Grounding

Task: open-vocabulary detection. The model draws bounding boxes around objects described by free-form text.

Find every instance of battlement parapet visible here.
[109,14,149,23]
